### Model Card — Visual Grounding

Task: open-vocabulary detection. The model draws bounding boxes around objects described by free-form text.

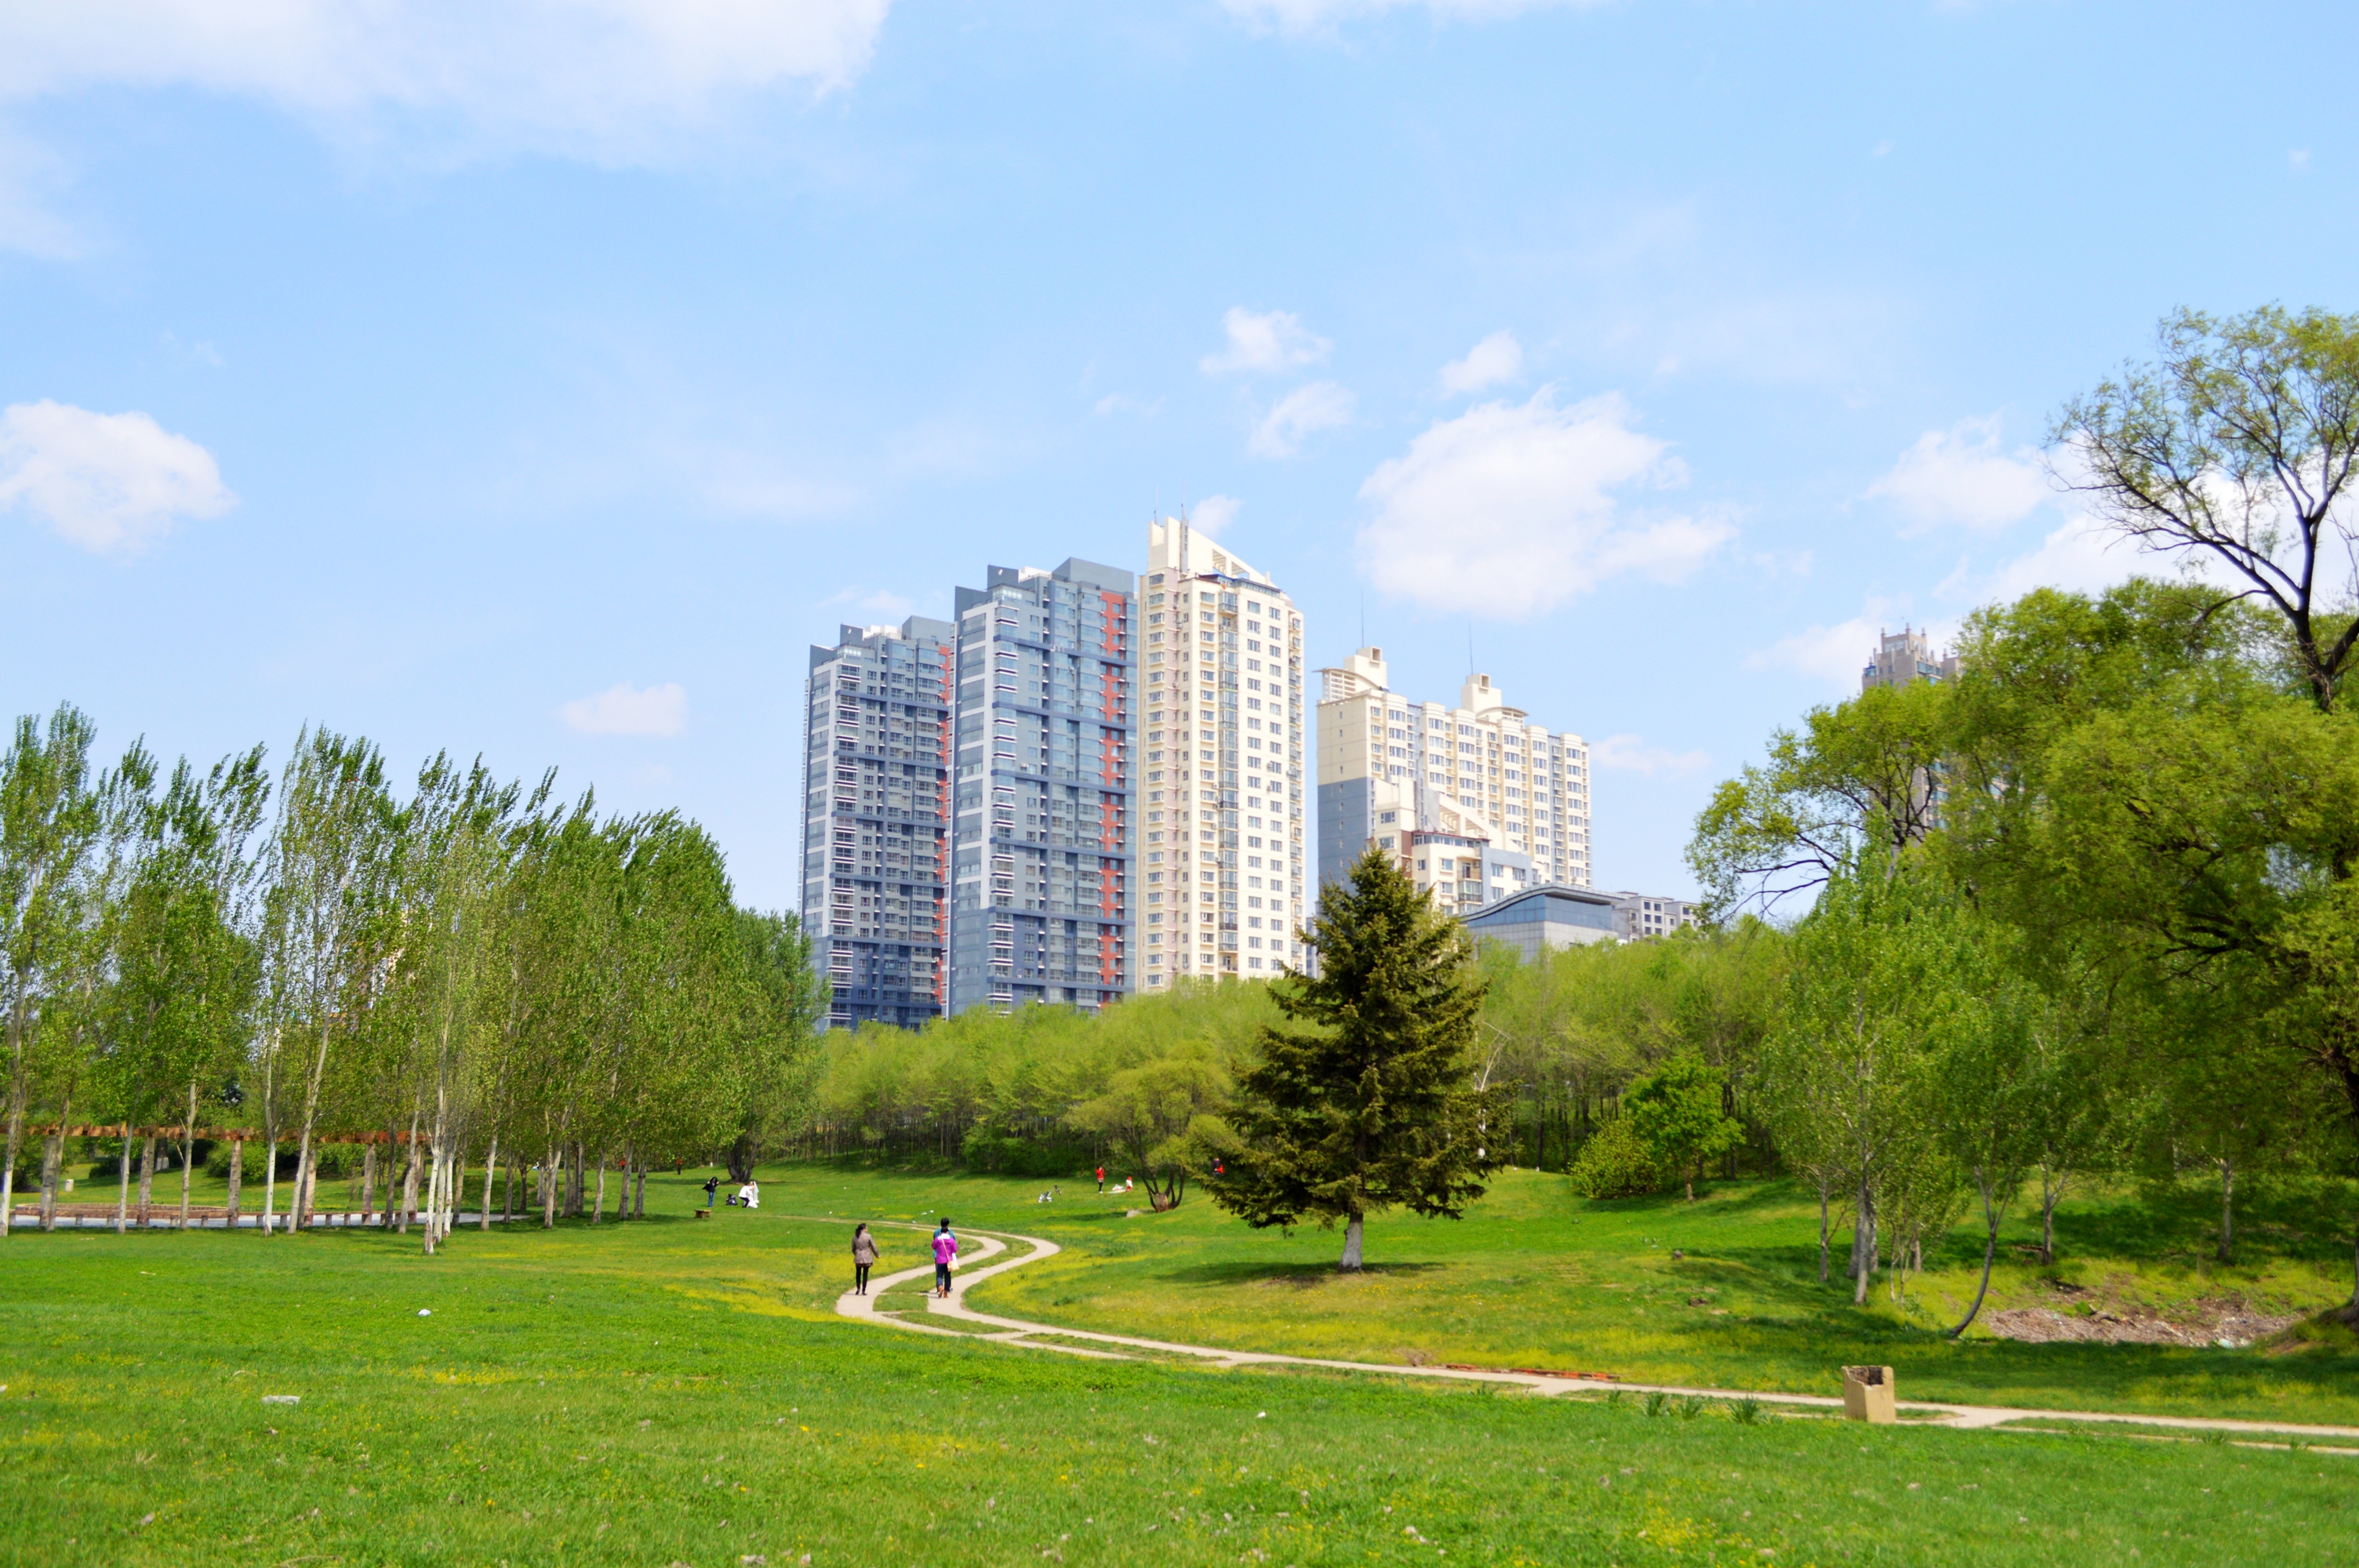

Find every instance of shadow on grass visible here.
[1158,1261,1451,1289]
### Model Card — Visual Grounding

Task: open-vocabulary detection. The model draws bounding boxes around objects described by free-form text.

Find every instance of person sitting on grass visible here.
[932,1218,958,1298]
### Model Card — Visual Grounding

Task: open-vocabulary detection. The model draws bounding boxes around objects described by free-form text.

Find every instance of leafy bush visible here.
[959,1127,1090,1179]
[202,1143,361,1181]
[1567,1118,1663,1200]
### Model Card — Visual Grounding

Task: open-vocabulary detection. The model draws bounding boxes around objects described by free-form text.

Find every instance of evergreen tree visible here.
[1205,846,1497,1270]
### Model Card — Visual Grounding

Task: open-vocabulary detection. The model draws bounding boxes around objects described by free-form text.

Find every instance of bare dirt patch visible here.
[1987,1294,2304,1348]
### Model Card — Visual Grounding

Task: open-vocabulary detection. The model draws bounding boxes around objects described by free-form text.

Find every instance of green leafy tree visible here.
[2054,304,2359,713]
[0,705,101,1239]
[1072,1048,1230,1210]
[1205,847,1498,1271]
[1620,1055,1742,1202]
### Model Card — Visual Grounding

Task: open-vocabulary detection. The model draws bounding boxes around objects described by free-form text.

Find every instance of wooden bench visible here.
[694,1208,711,1220]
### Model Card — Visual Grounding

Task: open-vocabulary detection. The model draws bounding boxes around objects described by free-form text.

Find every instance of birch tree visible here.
[0,706,100,1238]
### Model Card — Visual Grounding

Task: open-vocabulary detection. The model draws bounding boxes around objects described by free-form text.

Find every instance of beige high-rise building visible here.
[1136,519,1308,987]
[1316,648,1590,916]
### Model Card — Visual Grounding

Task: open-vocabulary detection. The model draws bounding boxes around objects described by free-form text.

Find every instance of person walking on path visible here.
[852,1223,878,1295]
[932,1218,958,1298]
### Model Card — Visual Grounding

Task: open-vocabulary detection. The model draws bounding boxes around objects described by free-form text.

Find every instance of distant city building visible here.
[1863,626,1960,692]
[801,617,956,1030]
[947,560,1138,1014]
[1461,884,1621,961]
[1315,648,1590,917]
[1610,891,1699,940]
[1861,624,1962,831]
[1137,519,1307,987]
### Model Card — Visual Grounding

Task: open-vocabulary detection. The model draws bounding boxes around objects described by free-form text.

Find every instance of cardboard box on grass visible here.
[1842,1365,1896,1424]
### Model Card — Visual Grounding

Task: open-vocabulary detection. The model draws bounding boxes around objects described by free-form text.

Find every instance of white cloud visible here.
[1746,597,1957,696]
[824,586,914,619]
[1222,0,1604,29]
[1356,388,1730,617]
[1865,414,2050,532]
[558,681,687,738]
[1249,381,1354,459]
[1201,307,1331,376]
[1440,330,1522,394]
[0,2,892,162]
[1188,494,1242,537]
[1747,608,1888,690]
[1948,513,2163,607]
[1590,733,1709,779]
[0,132,81,258]
[0,399,234,554]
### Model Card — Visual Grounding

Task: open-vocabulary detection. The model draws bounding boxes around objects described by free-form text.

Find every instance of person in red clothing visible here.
[932,1218,958,1298]
[1095,1165,1105,1193]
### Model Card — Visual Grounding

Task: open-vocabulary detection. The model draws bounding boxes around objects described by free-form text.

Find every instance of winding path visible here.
[819,1218,2359,1449]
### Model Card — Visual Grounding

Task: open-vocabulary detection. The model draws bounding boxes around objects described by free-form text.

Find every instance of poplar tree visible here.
[1206,846,1497,1270]
[0,706,100,1238]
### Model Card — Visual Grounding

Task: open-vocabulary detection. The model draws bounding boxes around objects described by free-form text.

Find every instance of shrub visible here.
[202,1143,360,1181]
[1567,1119,1663,1200]
[959,1127,1091,1179]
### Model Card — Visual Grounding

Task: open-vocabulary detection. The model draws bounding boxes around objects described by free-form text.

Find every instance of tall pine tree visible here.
[1207,846,1497,1269]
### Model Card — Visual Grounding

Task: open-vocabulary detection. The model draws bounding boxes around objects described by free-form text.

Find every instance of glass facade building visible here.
[801,617,957,1029]
[947,560,1137,1013]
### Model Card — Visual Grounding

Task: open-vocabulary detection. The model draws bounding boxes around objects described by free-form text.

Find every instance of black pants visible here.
[855,1264,871,1291]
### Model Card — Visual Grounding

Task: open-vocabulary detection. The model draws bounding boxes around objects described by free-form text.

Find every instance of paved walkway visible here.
[822,1218,2359,1449]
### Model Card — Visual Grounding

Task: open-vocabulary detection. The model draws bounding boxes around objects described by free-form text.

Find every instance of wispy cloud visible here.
[1221,0,1608,31]
[1188,494,1242,536]
[0,131,81,258]
[1591,733,1709,779]
[1357,388,1730,617]
[1865,414,2049,532]
[558,681,688,738]
[1440,330,1523,394]
[1250,381,1354,458]
[824,586,915,620]
[1201,307,1331,376]
[0,399,234,554]
[0,1,895,164]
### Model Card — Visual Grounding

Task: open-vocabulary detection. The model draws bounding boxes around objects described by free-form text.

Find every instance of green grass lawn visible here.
[4,1162,2355,1566]
[766,1161,2359,1426]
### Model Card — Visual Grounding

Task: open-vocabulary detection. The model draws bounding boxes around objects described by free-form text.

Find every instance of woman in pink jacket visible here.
[932,1219,958,1298]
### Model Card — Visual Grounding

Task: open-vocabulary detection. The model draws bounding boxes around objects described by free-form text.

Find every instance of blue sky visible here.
[2,1,2352,912]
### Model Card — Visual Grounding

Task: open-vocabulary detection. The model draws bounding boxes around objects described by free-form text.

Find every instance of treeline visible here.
[0,710,825,1246]
[1685,307,2359,1323]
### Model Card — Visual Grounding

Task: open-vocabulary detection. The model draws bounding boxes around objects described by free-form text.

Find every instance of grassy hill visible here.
[2,1160,2353,1566]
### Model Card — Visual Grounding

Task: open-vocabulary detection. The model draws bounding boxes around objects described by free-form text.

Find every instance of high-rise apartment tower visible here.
[947,560,1137,1014]
[801,617,955,1029]
[1317,648,1590,917]
[1137,520,1307,987]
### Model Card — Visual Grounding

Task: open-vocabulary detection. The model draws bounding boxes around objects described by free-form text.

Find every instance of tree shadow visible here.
[1159,1261,1450,1288]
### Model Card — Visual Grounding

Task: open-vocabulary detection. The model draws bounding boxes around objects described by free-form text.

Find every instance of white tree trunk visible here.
[179,1080,198,1230]
[115,1127,134,1236]
[1339,1210,1364,1271]
[224,1136,242,1229]
[136,1134,156,1228]
[260,1137,279,1236]
[480,1138,498,1232]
